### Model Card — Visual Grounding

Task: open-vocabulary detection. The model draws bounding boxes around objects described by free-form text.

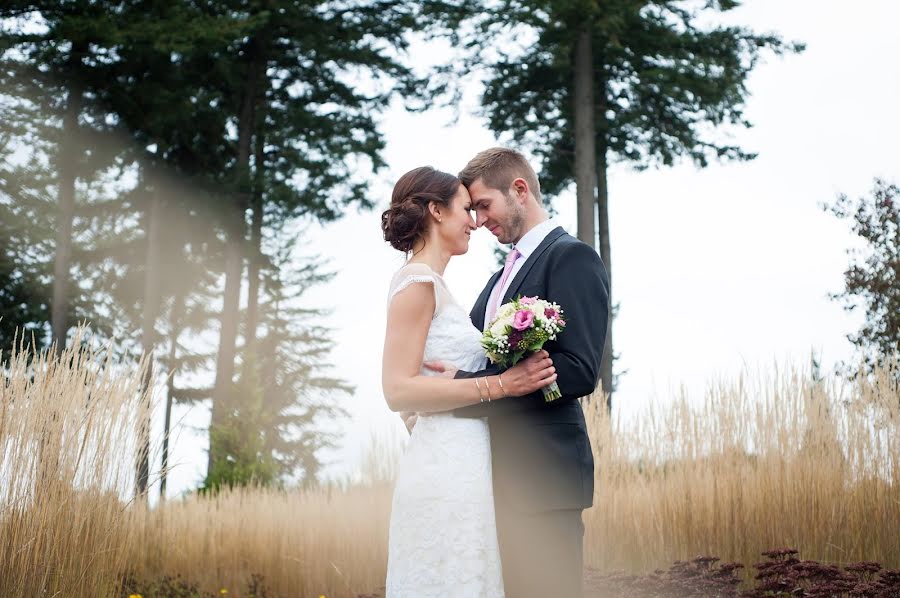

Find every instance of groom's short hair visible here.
[459,147,542,203]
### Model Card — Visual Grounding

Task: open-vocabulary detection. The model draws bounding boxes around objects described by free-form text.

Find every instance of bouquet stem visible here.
[542,381,562,402]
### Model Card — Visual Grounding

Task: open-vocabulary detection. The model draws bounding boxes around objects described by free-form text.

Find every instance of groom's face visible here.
[467,177,526,245]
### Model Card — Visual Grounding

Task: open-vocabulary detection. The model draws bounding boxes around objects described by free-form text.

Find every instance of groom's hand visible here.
[423,360,458,378]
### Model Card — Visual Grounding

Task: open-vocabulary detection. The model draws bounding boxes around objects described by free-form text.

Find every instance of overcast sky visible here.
[160,0,900,497]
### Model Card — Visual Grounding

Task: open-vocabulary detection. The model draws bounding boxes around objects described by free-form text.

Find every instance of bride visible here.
[380,166,557,597]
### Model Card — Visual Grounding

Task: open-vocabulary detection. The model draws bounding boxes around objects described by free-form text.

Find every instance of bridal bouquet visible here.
[482,296,566,402]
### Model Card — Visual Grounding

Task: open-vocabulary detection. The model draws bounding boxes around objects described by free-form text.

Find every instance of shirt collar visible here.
[513,219,557,260]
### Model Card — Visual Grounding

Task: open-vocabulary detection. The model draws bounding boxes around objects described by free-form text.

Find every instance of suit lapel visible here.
[503,226,566,303]
[470,268,503,330]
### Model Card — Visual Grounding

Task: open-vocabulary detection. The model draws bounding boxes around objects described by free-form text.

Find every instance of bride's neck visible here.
[409,239,450,276]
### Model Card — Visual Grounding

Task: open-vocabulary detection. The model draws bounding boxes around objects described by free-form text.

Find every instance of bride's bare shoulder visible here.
[394,261,437,276]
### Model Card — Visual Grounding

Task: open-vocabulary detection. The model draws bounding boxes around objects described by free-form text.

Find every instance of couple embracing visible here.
[381,147,610,598]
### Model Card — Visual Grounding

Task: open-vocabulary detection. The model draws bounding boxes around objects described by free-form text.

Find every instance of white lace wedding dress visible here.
[385,263,504,598]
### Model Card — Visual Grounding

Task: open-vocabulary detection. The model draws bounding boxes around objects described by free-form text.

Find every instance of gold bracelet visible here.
[497,374,505,398]
[485,376,493,402]
[474,377,485,403]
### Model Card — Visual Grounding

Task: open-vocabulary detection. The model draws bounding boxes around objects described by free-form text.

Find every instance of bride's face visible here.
[438,184,476,256]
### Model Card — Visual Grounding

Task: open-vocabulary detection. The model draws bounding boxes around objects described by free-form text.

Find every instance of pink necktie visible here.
[486,248,521,324]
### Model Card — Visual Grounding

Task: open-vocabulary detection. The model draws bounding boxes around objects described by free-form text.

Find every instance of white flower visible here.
[497,302,517,320]
[524,303,542,316]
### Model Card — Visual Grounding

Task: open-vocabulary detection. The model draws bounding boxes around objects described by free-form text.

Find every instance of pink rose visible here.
[544,307,558,320]
[512,309,535,331]
[520,296,537,305]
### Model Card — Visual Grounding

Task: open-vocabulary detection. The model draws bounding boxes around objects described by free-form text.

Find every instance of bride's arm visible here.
[382,282,556,413]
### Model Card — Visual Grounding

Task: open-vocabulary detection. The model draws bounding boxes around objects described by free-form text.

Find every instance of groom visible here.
[425,147,610,597]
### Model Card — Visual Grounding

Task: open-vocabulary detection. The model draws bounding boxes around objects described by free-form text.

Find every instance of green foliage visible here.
[198,229,349,491]
[0,151,53,352]
[825,179,900,374]
[120,572,272,598]
[1,0,406,493]
[436,0,804,195]
[244,0,422,221]
[0,1,129,352]
[203,380,279,492]
[0,127,121,356]
[243,235,351,485]
[430,0,803,399]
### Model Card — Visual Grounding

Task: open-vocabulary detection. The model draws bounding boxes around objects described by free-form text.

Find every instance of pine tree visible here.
[0,134,54,352]
[204,0,421,481]
[0,2,131,352]
[207,231,350,489]
[437,0,803,405]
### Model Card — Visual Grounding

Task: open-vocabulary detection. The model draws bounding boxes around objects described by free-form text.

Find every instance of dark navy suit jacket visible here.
[454,226,610,513]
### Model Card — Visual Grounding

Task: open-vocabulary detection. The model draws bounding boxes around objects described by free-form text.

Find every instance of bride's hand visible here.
[423,360,458,379]
[502,350,556,397]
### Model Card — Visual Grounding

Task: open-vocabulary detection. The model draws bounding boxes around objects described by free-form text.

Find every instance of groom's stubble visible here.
[503,191,528,245]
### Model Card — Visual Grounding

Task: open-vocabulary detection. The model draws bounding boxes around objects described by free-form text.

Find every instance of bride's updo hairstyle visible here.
[382,166,460,253]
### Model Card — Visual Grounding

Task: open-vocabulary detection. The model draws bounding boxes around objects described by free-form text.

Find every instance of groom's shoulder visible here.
[543,233,607,281]
[554,229,579,247]
[551,230,602,261]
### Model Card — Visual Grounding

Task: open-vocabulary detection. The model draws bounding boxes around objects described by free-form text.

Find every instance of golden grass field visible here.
[1,337,898,597]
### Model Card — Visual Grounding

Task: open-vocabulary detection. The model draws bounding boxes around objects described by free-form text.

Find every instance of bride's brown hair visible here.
[382,166,460,253]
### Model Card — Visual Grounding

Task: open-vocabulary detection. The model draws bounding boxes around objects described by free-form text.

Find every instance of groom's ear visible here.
[511,178,529,202]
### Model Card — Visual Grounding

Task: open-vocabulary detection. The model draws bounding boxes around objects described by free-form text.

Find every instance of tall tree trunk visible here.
[597,145,613,409]
[208,35,266,480]
[40,48,85,494]
[575,26,614,407]
[573,27,597,250]
[245,133,264,357]
[160,290,183,500]
[137,183,163,497]
[51,57,84,354]
[596,55,614,409]
[207,203,246,480]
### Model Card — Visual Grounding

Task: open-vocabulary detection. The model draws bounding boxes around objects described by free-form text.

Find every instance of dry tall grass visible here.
[0,332,150,597]
[583,363,900,575]
[123,483,392,597]
[2,333,898,597]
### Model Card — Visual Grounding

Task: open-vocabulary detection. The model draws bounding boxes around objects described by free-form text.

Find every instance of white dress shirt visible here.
[483,219,559,329]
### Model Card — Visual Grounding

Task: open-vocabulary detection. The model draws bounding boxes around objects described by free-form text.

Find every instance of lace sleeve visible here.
[387,263,445,316]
